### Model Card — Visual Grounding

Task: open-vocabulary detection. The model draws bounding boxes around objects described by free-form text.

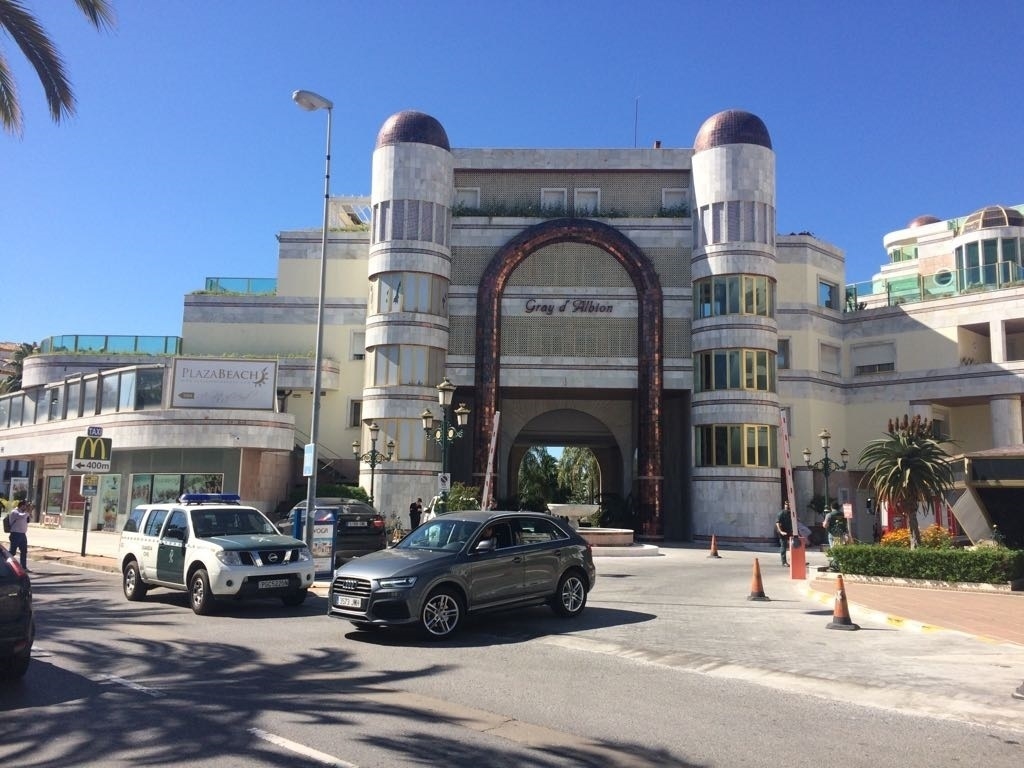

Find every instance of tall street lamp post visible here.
[292,88,333,547]
[352,422,394,506]
[802,428,849,521]
[421,377,470,515]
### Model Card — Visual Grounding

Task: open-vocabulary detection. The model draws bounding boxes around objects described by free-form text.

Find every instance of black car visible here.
[282,498,386,567]
[0,543,33,679]
[328,510,597,639]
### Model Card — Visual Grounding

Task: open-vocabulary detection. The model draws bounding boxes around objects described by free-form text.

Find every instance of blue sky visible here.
[4,0,1024,344]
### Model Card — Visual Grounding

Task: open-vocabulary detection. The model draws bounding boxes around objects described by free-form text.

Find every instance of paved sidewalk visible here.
[14,523,1024,647]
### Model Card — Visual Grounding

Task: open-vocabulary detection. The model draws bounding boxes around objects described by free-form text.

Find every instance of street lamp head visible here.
[454,402,470,427]
[386,439,395,459]
[840,448,849,466]
[802,447,812,466]
[818,429,831,449]
[369,422,380,441]
[292,89,333,111]
[351,441,359,457]
[437,377,456,408]
[421,408,434,433]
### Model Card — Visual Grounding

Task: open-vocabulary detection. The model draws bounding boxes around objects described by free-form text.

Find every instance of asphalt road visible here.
[2,546,1022,767]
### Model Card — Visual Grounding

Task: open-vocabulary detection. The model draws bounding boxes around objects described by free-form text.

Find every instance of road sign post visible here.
[72,436,113,473]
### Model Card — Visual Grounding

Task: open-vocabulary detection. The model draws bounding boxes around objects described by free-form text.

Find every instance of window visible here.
[454,187,480,210]
[349,400,362,428]
[575,188,600,215]
[144,509,169,537]
[100,373,119,414]
[369,345,445,388]
[374,273,447,316]
[694,349,776,392]
[83,377,97,416]
[541,188,567,211]
[777,339,790,370]
[693,275,775,318]
[65,379,82,418]
[851,342,896,376]
[695,424,778,467]
[819,343,841,375]
[818,279,839,309]
[136,369,164,409]
[351,332,366,361]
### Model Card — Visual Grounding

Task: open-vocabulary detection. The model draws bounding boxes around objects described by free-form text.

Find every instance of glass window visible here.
[83,378,97,416]
[575,188,600,214]
[100,374,119,414]
[349,400,362,428]
[136,369,163,409]
[777,339,790,370]
[541,188,567,211]
[695,424,778,467]
[144,509,169,537]
[0,397,9,428]
[818,279,839,309]
[66,379,82,418]
[119,371,136,411]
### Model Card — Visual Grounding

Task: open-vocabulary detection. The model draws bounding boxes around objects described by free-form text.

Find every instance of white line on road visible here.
[248,728,359,768]
[97,674,164,697]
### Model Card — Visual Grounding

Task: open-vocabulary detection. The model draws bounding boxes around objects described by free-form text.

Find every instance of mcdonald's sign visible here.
[72,436,113,472]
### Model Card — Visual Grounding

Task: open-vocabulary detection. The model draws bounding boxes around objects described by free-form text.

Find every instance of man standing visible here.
[775,501,793,566]
[408,498,423,530]
[8,498,31,570]
[824,502,848,549]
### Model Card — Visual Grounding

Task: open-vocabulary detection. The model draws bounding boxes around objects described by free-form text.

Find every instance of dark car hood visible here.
[334,547,457,579]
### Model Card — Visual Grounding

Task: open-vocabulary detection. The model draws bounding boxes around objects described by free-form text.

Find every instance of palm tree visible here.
[517,447,560,510]
[858,414,956,548]
[0,341,36,393]
[0,0,115,136]
[557,446,600,503]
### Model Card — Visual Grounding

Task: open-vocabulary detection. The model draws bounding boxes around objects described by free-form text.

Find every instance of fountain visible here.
[547,503,635,547]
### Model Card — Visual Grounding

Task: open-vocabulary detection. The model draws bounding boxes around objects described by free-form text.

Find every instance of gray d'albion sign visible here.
[171,359,278,410]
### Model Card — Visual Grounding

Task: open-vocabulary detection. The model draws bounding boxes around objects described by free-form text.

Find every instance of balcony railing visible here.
[202,277,277,295]
[845,262,1023,311]
[39,335,182,355]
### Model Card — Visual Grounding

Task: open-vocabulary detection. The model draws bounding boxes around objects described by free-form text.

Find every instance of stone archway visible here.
[472,218,664,538]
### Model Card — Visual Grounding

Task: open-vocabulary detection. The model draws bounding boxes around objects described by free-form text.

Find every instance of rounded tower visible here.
[364,111,454,521]
[690,109,781,541]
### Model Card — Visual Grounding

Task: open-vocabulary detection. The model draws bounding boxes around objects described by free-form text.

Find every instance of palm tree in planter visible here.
[858,414,956,548]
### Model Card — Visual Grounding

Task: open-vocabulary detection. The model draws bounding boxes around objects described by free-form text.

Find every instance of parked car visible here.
[281,498,386,567]
[0,543,33,679]
[328,510,597,639]
[119,493,315,615]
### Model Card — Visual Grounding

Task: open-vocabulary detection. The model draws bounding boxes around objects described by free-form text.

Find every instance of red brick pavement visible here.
[810,575,1024,646]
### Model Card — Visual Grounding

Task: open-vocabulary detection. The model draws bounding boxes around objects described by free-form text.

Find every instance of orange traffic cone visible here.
[707,534,722,559]
[746,558,770,601]
[826,574,860,630]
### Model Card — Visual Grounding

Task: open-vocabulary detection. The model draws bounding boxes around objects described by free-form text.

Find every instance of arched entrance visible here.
[472,218,664,538]
[506,408,621,504]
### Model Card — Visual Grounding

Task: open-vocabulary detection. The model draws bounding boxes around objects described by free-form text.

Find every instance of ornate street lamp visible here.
[352,422,394,506]
[421,377,470,515]
[292,88,333,547]
[802,428,849,519]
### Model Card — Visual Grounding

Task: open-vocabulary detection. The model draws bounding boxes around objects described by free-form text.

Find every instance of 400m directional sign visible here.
[72,435,113,473]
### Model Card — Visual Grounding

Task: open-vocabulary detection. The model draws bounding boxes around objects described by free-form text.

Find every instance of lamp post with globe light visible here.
[352,423,394,506]
[802,428,849,524]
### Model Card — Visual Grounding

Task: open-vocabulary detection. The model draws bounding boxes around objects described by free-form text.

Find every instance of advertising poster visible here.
[131,474,153,509]
[183,474,223,495]
[311,521,336,575]
[99,474,122,531]
[44,476,65,526]
[152,474,182,503]
[9,477,29,501]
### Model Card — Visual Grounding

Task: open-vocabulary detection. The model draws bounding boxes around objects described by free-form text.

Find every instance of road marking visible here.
[248,728,358,768]
[97,674,164,697]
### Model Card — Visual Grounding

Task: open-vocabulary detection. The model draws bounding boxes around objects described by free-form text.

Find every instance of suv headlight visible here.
[296,547,312,562]
[378,576,417,589]
[216,550,242,566]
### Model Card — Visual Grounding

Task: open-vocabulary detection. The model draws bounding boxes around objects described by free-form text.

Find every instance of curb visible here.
[803,581,951,637]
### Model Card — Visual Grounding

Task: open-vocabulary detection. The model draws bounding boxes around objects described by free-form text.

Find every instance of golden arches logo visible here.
[76,436,111,461]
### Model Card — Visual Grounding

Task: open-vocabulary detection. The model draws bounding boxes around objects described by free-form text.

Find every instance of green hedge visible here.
[829,544,1024,585]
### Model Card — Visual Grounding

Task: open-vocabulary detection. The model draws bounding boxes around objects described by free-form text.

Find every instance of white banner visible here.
[171,358,277,410]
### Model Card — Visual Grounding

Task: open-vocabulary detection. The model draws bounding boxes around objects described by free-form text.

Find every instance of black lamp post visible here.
[802,428,849,519]
[421,377,470,515]
[352,422,393,506]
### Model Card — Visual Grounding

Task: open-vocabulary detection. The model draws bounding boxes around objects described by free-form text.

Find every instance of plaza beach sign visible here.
[171,359,277,410]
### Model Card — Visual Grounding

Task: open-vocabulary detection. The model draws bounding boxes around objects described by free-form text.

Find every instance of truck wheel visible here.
[123,561,149,601]
[189,569,216,615]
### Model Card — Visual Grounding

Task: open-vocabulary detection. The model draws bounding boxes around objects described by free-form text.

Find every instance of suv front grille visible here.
[237,549,296,566]
[332,577,372,597]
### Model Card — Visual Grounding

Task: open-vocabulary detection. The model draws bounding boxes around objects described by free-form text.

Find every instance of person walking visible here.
[8,498,31,570]
[408,498,423,529]
[775,501,793,566]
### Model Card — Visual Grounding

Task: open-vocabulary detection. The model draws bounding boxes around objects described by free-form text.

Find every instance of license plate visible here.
[346,521,368,527]
[259,579,289,589]
[334,595,362,608]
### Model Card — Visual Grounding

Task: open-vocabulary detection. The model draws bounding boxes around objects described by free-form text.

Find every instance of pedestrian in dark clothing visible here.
[409,498,423,529]
[8,499,31,570]
[775,501,793,566]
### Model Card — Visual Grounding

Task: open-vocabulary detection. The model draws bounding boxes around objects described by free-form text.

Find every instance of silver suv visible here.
[118,494,315,614]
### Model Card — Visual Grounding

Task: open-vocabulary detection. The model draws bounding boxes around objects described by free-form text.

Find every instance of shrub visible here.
[880,528,911,548]
[830,543,1024,584]
[919,524,954,549]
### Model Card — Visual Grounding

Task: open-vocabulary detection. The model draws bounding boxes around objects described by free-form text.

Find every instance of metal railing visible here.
[203,277,277,295]
[845,262,1022,311]
[39,335,182,355]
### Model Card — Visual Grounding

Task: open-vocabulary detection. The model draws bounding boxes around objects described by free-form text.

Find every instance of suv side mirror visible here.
[474,538,496,553]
